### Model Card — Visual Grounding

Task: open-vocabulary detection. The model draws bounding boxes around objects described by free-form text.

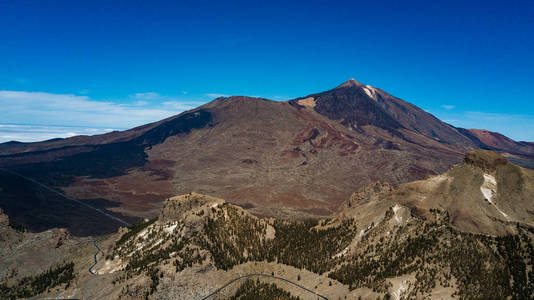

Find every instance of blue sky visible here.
[1,0,533,142]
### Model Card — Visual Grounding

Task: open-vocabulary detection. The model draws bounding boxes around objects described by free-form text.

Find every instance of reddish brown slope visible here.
[0,79,530,223]
[462,128,534,155]
[58,93,465,219]
[291,79,476,149]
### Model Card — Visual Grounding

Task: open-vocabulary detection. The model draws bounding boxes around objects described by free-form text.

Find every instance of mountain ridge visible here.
[1,79,533,232]
[3,150,534,299]
[1,79,532,156]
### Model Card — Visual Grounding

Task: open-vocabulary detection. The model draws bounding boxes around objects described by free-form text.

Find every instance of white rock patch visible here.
[153,238,164,247]
[481,173,508,219]
[97,259,125,274]
[392,204,402,224]
[333,245,350,258]
[138,228,149,238]
[164,223,178,234]
[484,173,496,185]
[391,280,408,300]
[134,240,147,253]
[363,85,377,101]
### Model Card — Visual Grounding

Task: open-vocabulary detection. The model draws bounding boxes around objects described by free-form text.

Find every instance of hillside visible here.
[1,79,534,231]
[374,150,534,235]
[3,151,534,299]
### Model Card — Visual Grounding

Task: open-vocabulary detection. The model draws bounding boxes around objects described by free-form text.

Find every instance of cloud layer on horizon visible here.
[0,124,114,143]
[1,89,533,143]
[0,90,209,142]
[0,90,205,129]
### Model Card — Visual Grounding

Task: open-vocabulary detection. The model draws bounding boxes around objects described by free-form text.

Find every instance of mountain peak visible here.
[464,150,509,172]
[336,78,364,88]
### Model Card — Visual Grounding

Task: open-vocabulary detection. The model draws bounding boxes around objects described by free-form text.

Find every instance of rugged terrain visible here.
[1,79,533,233]
[2,151,534,299]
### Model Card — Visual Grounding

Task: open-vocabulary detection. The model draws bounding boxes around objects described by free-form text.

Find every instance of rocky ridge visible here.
[2,79,534,232]
[5,151,533,299]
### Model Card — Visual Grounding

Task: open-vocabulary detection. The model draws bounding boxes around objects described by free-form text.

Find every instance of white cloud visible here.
[272,96,289,100]
[133,100,149,106]
[132,92,161,100]
[0,90,204,132]
[162,101,201,110]
[0,124,115,143]
[441,104,455,110]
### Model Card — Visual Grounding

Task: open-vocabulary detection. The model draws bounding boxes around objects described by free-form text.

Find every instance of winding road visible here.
[2,168,328,298]
[66,238,103,274]
[198,273,328,300]
[88,239,102,274]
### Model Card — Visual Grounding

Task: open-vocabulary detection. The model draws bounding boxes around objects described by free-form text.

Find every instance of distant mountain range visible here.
[1,79,533,233]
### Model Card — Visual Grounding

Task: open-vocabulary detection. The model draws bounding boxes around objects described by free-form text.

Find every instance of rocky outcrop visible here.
[464,149,509,172]
[159,192,225,222]
[347,182,393,207]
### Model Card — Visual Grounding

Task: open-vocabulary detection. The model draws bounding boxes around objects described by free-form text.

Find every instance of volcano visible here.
[1,79,533,232]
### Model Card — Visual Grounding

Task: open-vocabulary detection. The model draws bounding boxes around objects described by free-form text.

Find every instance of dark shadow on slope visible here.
[0,170,139,236]
[4,110,213,186]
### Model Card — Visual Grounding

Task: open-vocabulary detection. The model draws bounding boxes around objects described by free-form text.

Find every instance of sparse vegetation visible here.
[269,218,355,274]
[329,210,534,299]
[114,218,206,286]
[115,217,158,248]
[8,220,26,232]
[197,204,356,273]
[230,279,300,300]
[111,199,534,299]
[0,262,75,299]
[146,268,160,296]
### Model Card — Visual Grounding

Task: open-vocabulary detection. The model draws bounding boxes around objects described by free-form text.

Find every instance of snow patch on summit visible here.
[363,85,377,101]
